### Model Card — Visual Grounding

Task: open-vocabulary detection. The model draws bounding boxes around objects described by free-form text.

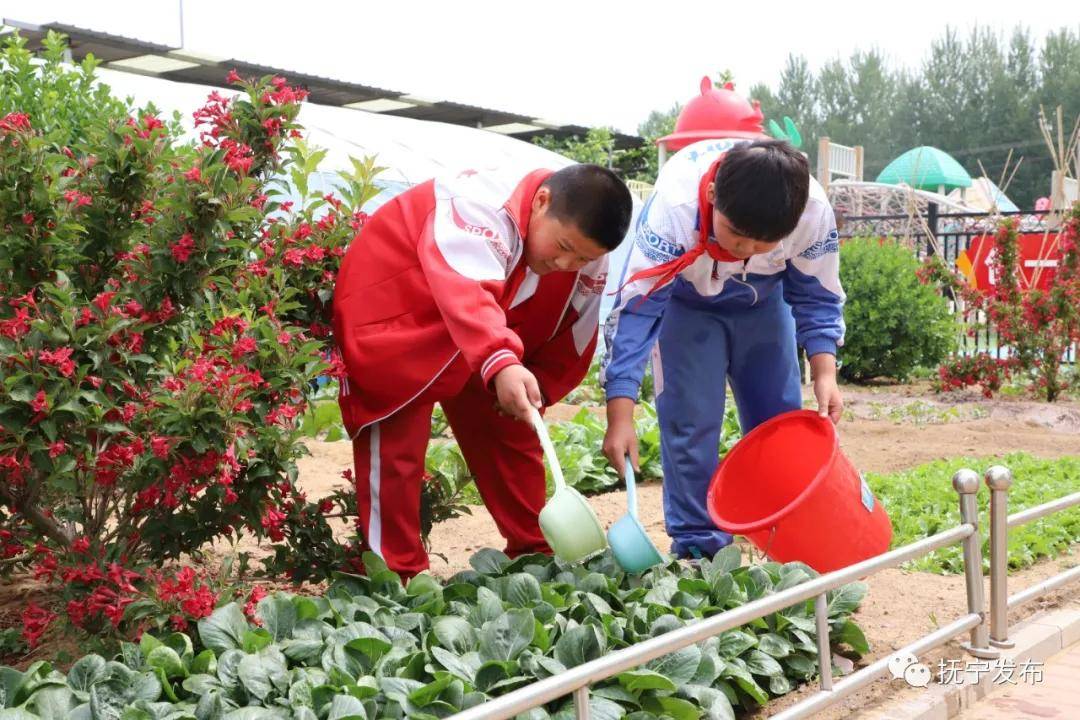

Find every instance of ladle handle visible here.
[529,407,566,492]
[624,455,637,517]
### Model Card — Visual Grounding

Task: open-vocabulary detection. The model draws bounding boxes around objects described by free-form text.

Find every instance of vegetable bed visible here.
[0,547,867,720]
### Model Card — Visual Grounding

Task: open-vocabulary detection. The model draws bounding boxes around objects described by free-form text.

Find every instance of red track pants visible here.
[343,370,550,577]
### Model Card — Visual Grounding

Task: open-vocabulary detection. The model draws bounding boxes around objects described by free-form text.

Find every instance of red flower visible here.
[67,599,90,628]
[283,248,305,267]
[72,536,91,554]
[31,544,57,582]
[47,440,67,458]
[30,390,48,413]
[0,307,31,340]
[21,212,34,224]
[150,435,171,459]
[246,259,269,277]
[183,165,201,182]
[243,585,269,621]
[226,68,242,84]
[0,112,31,132]
[62,190,93,208]
[261,117,282,135]
[231,336,257,358]
[260,506,286,541]
[39,346,76,377]
[92,291,117,313]
[139,113,164,137]
[170,233,196,263]
[180,585,217,619]
[107,562,140,594]
[21,603,57,649]
[220,139,254,174]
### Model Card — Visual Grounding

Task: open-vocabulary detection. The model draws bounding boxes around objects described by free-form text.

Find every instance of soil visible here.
[2,380,1078,717]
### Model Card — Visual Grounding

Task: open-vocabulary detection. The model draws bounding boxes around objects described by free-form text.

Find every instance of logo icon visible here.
[888,651,932,687]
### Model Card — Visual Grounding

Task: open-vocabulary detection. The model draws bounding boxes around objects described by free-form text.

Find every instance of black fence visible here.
[837,205,1074,363]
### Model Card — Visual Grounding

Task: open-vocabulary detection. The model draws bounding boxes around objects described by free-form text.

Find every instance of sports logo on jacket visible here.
[450,198,511,264]
[634,198,684,263]
[799,229,839,260]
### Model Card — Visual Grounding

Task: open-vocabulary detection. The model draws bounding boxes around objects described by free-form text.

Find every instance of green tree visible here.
[638,103,680,140]
[816,58,855,148]
[532,127,652,181]
[1001,27,1044,206]
[919,28,968,159]
[634,103,680,182]
[773,54,819,166]
[1039,28,1080,124]
[641,23,1079,204]
[848,50,899,162]
[749,82,779,128]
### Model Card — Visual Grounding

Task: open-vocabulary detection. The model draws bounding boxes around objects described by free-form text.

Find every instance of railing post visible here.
[814,593,834,691]
[985,465,1015,648]
[953,469,999,659]
[926,201,939,257]
[573,687,590,720]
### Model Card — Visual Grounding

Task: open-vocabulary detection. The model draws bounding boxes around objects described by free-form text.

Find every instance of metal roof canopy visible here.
[2,18,642,150]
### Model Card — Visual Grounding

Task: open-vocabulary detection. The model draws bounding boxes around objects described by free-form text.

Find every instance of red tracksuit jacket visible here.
[333,167,608,433]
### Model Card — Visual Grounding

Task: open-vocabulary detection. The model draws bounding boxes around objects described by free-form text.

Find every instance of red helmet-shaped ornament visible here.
[658,76,767,153]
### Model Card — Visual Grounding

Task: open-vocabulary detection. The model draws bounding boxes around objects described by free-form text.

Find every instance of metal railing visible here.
[984,466,1080,648]
[453,468,1071,720]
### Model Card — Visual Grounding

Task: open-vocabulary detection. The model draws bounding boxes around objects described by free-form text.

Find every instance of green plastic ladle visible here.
[530,407,608,564]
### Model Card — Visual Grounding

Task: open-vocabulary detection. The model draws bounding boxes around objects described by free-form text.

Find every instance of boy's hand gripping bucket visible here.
[707,410,892,573]
[530,408,608,564]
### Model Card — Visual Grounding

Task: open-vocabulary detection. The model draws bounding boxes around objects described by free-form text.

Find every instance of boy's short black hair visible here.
[713,139,810,242]
[542,164,633,251]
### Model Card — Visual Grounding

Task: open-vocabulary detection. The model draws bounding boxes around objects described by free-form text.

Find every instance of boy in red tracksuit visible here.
[333,164,633,577]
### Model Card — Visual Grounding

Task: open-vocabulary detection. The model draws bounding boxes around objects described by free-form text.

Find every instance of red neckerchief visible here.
[617,157,737,299]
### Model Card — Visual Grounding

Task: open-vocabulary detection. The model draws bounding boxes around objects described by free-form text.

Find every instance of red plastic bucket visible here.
[707,410,892,573]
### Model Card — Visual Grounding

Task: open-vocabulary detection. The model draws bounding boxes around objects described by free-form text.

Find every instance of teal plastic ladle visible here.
[607,456,664,573]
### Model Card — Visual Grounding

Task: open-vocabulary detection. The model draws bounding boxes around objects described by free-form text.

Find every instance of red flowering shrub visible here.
[0,32,384,642]
[921,203,1080,401]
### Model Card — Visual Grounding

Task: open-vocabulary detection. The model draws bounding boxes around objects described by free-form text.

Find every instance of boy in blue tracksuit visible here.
[601,138,845,560]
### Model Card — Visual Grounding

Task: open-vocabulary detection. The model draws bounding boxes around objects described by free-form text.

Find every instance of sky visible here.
[0,0,1074,134]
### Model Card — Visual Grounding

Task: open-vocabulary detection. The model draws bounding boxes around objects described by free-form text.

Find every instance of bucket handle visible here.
[758,525,779,563]
[624,455,638,518]
[529,407,566,493]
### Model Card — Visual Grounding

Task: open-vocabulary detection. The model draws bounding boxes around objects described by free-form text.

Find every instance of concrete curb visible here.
[857,607,1080,719]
